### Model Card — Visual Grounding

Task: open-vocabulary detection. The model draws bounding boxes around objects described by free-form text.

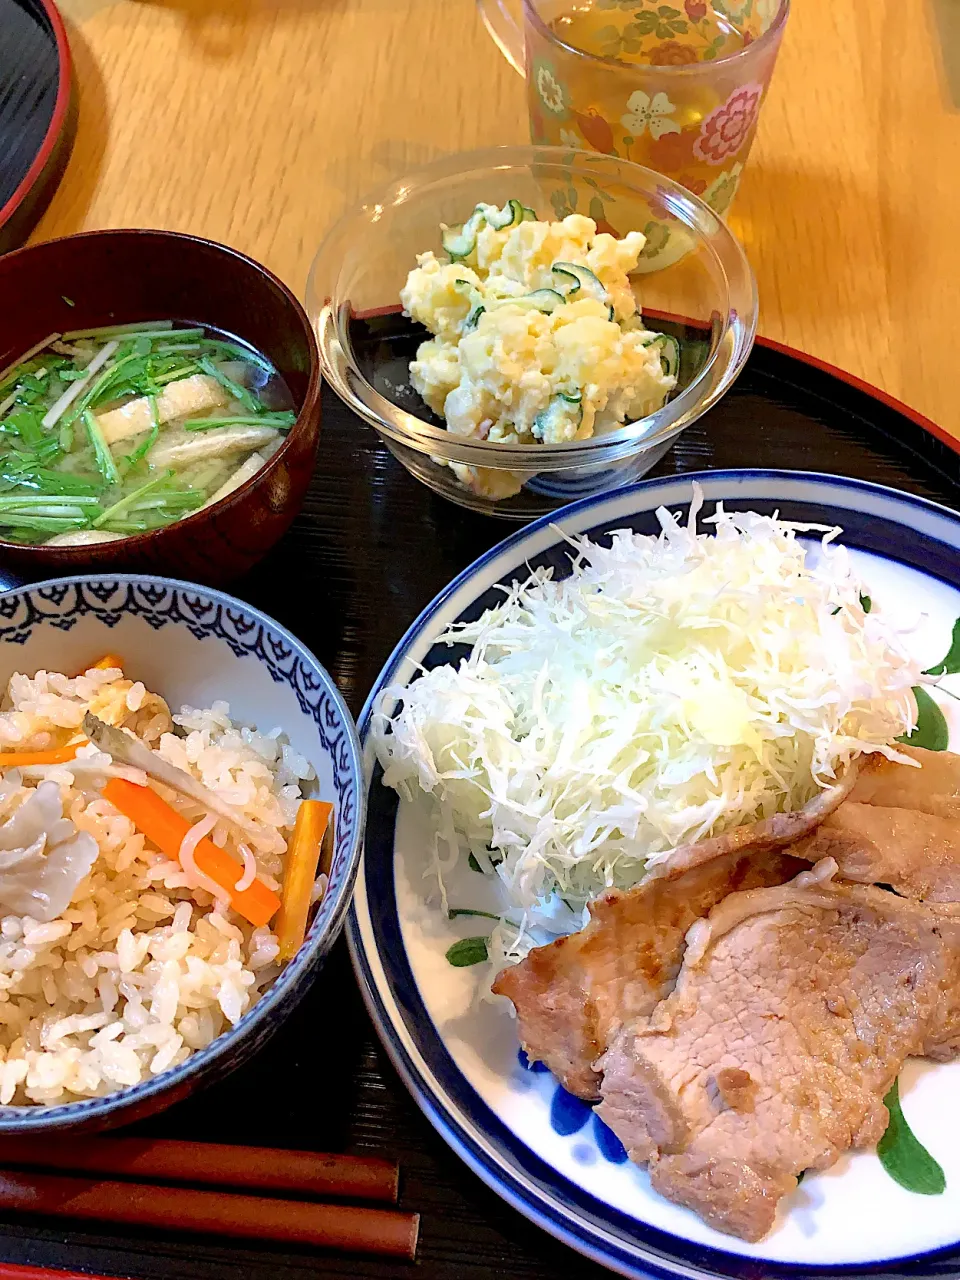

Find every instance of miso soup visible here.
[0,321,295,545]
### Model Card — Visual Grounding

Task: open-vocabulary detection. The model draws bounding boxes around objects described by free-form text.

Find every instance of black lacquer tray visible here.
[0,342,958,1280]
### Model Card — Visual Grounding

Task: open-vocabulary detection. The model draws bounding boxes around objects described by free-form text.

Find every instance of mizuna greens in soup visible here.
[0,322,295,545]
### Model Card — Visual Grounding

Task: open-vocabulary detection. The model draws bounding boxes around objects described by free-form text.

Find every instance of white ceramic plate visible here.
[349,470,960,1279]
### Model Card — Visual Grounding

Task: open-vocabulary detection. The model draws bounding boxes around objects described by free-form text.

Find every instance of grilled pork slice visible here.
[846,744,960,819]
[639,767,863,884]
[492,851,806,1100]
[792,804,960,903]
[789,747,960,902]
[595,860,960,1242]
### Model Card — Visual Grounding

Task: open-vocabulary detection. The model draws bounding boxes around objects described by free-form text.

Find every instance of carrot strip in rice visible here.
[91,654,123,673]
[0,744,81,767]
[275,800,333,961]
[102,778,281,928]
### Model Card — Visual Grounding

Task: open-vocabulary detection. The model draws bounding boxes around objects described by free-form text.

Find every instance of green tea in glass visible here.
[477,0,788,234]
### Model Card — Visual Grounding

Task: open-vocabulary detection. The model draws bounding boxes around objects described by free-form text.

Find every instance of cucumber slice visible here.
[509,199,532,226]
[483,201,515,231]
[533,392,583,440]
[475,198,531,232]
[653,334,680,379]
[511,289,566,313]
[444,199,536,258]
[453,277,484,328]
[484,198,528,230]
[551,265,581,296]
[442,209,486,260]
[551,262,609,306]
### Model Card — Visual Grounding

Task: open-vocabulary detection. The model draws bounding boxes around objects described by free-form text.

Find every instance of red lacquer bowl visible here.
[0,230,322,583]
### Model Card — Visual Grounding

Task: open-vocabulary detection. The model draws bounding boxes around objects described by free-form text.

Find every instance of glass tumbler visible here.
[478,0,788,245]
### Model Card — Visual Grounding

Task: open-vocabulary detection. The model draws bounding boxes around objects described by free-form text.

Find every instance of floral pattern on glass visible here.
[534,59,569,116]
[573,110,618,154]
[521,0,786,235]
[620,89,680,139]
[714,0,753,21]
[702,160,743,214]
[584,0,743,62]
[694,82,763,164]
[648,39,700,64]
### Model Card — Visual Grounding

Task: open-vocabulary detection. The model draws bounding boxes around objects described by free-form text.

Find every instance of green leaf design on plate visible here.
[897,687,949,752]
[924,617,960,677]
[446,936,489,967]
[877,1078,945,1195]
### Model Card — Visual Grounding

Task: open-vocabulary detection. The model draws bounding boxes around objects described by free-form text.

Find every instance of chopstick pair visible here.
[0,1137,418,1260]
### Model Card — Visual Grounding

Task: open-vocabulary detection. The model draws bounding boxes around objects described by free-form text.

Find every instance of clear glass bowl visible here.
[307,145,758,519]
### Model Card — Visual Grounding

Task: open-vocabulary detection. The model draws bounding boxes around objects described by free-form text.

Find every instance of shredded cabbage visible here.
[372,487,922,959]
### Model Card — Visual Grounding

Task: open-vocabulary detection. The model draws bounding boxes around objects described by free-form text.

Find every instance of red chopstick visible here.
[0,1137,399,1204]
[0,1171,419,1260]
[0,1267,124,1280]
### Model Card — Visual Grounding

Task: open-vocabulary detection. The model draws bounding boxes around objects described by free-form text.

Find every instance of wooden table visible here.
[33,0,960,444]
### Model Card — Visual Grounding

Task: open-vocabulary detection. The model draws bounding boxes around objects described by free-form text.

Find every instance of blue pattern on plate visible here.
[593,1111,629,1164]
[550,1086,593,1138]
[520,1049,630,1164]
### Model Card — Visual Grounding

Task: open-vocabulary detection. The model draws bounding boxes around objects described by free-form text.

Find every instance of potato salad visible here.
[399,201,677,496]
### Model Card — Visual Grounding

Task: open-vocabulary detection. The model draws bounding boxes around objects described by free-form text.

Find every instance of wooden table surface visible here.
[32,0,960,444]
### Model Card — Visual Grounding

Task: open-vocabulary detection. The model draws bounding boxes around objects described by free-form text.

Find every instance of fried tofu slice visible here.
[96,374,229,445]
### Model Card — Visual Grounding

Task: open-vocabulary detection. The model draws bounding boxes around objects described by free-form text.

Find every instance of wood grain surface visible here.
[31,0,960,443]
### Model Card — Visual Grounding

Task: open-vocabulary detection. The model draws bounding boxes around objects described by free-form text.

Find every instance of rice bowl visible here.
[0,574,363,1129]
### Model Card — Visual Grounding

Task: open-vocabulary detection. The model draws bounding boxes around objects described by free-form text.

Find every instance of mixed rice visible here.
[0,664,314,1106]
